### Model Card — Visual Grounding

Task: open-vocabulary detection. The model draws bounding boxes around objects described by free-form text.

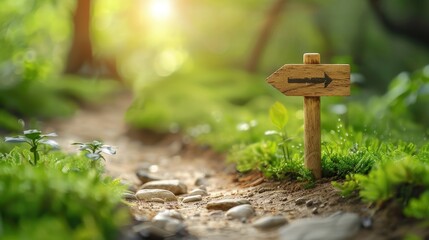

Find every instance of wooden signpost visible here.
[267,53,350,179]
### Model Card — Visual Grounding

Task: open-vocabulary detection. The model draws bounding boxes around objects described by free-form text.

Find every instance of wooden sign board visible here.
[266,64,350,96]
[266,53,351,179]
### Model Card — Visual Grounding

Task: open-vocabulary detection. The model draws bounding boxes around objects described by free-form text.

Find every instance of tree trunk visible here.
[245,0,287,73]
[65,0,120,80]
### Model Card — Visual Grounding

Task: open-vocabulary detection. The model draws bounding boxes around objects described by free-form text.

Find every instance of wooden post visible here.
[266,53,350,180]
[303,53,321,179]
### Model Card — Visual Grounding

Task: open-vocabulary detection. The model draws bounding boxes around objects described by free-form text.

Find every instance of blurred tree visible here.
[65,0,120,80]
[369,0,429,49]
[245,0,287,73]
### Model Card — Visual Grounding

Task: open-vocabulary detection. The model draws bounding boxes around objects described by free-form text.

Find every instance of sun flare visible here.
[148,0,173,21]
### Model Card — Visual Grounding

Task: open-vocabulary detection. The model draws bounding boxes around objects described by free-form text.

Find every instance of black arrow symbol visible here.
[288,72,332,88]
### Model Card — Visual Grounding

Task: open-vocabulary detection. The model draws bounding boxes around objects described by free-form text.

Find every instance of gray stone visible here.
[195,177,209,186]
[135,169,159,184]
[225,204,255,220]
[121,180,138,193]
[187,188,208,197]
[152,214,186,234]
[279,211,361,240]
[361,216,372,229]
[147,198,165,203]
[154,210,184,221]
[141,180,187,195]
[252,215,288,230]
[133,223,172,238]
[305,200,314,207]
[206,199,251,211]
[135,189,177,202]
[295,197,308,205]
[122,192,137,200]
[311,207,318,215]
[182,195,202,203]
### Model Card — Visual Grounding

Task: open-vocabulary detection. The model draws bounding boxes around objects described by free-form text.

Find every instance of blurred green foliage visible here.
[334,143,429,220]
[0,147,129,240]
[89,0,429,91]
[0,0,428,234]
[0,0,120,132]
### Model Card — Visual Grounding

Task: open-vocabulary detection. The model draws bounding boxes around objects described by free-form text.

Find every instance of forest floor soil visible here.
[46,92,428,240]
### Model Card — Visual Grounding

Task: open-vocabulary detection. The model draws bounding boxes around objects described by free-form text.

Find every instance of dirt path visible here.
[46,93,426,240]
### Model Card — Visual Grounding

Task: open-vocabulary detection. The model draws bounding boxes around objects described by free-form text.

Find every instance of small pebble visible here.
[134,214,149,222]
[195,177,209,186]
[135,189,177,202]
[295,197,308,205]
[207,199,251,211]
[182,195,202,203]
[257,188,271,193]
[187,188,208,196]
[279,211,360,240]
[225,204,255,220]
[361,216,372,228]
[252,215,288,230]
[152,217,185,234]
[122,192,137,200]
[148,198,165,203]
[133,223,171,238]
[312,207,318,214]
[209,210,224,216]
[135,169,159,184]
[305,200,314,207]
[154,210,184,221]
[140,180,188,195]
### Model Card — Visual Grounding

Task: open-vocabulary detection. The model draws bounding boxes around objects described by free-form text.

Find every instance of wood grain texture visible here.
[304,96,321,179]
[303,53,321,179]
[266,64,350,96]
[303,53,320,64]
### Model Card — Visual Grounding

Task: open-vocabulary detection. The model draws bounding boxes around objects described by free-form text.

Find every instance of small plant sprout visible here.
[4,129,59,165]
[265,101,292,161]
[72,140,116,162]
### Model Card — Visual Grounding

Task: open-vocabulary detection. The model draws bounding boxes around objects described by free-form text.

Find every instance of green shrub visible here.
[334,144,429,220]
[228,141,311,181]
[0,147,129,240]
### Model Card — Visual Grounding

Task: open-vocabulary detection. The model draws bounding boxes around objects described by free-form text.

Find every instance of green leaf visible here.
[39,139,60,149]
[41,133,58,138]
[264,130,281,136]
[100,146,116,155]
[269,101,288,130]
[4,136,27,143]
[23,129,42,140]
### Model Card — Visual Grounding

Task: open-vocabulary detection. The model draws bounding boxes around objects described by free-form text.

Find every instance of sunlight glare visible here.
[148,0,173,21]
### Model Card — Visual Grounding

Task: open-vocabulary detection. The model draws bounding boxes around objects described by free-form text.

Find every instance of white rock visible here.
[135,189,177,201]
[206,199,251,211]
[141,180,188,195]
[252,215,288,230]
[279,211,361,240]
[226,204,255,220]
[182,195,202,203]
[187,188,208,196]
[135,169,160,184]
[154,210,184,221]
[152,217,185,234]
[152,210,186,234]
[147,198,164,203]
